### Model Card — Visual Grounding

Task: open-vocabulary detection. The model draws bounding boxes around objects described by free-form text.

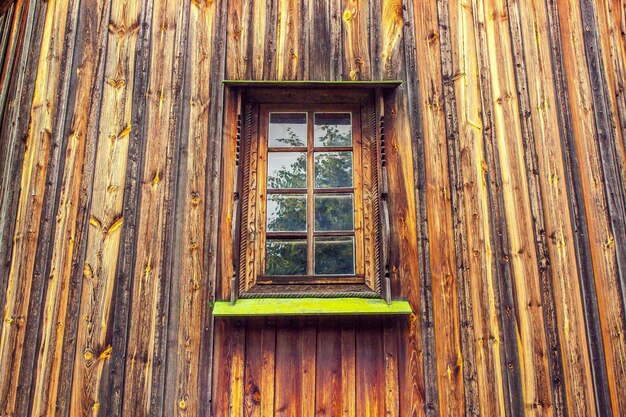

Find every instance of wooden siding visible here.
[0,0,625,416]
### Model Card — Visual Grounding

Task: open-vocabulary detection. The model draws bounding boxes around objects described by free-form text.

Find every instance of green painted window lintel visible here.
[212,298,413,317]
[222,80,403,88]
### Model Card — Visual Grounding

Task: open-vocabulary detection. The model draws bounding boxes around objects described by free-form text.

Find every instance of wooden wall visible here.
[0,0,625,416]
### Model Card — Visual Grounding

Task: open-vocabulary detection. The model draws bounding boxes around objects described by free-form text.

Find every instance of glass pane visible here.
[315,194,354,231]
[267,194,307,232]
[265,239,307,275]
[269,113,307,147]
[267,152,307,189]
[314,237,355,275]
[314,113,352,147]
[314,152,353,188]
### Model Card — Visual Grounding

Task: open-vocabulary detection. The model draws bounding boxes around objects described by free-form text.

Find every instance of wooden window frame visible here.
[221,85,394,304]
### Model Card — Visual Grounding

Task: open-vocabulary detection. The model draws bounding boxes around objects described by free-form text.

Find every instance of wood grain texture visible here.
[341,0,371,80]
[356,319,384,417]
[1,0,626,416]
[168,1,219,415]
[470,0,527,415]
[435,1,479,414]
[447,0,507,414]
[0,0,43,366]
[556,0,626,414]
[121,0,189,414]
[410,0,464,415]
[69,0,144,413]
[510,0,597,415]
[0,0,70,414]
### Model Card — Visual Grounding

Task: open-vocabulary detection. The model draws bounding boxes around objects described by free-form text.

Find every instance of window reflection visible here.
[314,113,352,147]
[269,113,307,147]
[314,152,353,188]
[267,152,307,189]
[267,194,307,232]
[314,237,355,275]
[266,239,307,276]
[314,194,354,231]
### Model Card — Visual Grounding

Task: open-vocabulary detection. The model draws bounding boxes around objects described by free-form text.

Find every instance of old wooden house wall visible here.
[1,0,625,416]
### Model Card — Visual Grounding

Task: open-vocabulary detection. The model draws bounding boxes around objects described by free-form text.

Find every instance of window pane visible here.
[314,113,352,147]
[314,237,355,275]
[265,239,307,275]
[268,152,307,189]
[315,194,353,231]
[269,113,307,147]
[314,152,353,188]
[267,194,307,232]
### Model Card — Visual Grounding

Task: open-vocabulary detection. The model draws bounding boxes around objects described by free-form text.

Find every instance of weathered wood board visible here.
[0,0,625,416]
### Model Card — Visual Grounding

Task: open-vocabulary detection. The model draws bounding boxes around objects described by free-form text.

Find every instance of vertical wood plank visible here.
[212,319,246,417]
[435,0,480,415]
[596,0,626,193]
[275,0,308,80]
[226,0,252,80]
[329,0,343,80]
[355,318,384,417]
[262,0,278,80]
[244,319,276,417]
[310,0,331,80]
[199,0,229,413]
[0,0,42,329]
[410,0,465,415]
[0,0,71,414]
[555,0,626,414]
[217,86,239,300]
[250,0,268,80]
[470,0,526,414]
[245,320,264,417]
[120,0,189,414]
[543,0,614,414]
[340,319,356,417]
[341,0,371,80]
[315,319,342,417]
[509,0,598,415]
[506,0,570,415]
[300,318,316,417]
[54,0,113,414]
[385,0,430,415]
[446,0,508,415]
[383,318,399,417]
[19,0,83,404]
[477,0,556,414]
[168,1,219,416]
[69,0,146,413]
[578,0,626,292]
[261,320,276,417]
[25,0,103,415]
[274,319,302,417]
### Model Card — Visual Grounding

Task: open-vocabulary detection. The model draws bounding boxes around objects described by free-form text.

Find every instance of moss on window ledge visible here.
[212,298,412,317]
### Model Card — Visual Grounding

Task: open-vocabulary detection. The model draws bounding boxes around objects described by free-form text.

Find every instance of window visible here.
[221,84,397,304]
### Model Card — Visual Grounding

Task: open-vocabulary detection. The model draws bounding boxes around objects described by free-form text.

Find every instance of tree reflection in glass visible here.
[314,152,353,188]
[269,113,307,147]
[314,113,352,147]
[267,195,306,232]
[266,239,307,275]
[267,152,307,189]
[314,237,355,275]
[315,194,353,231]
[264,111,357,277]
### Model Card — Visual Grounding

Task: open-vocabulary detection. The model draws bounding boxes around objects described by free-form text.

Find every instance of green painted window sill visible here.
[212,298,412,317]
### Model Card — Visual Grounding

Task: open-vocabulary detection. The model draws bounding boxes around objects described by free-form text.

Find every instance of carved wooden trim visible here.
[376,90,392,304]
[233,94,387,300]
[361,104,381,294]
